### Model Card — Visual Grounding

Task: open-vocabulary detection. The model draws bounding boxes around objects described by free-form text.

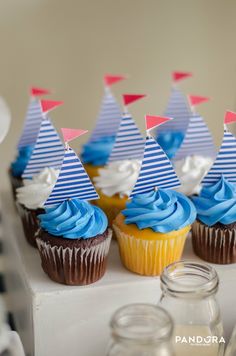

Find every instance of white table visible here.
[1,183,236,356]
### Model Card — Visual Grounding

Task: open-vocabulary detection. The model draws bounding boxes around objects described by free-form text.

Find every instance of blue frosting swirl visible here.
[81,136,115,166]
[11,145,34,177]
[191,175,236,226]
[38,198,108,239]
[157,131,184,159]
[123,189,196,233]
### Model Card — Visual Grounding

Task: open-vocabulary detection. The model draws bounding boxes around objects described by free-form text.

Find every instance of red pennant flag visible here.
[224,111,236,125]
[104,75,126,86]
[172,71,192,82]
[40,100,63,113]
[123,94,146,106]
[189,95,209,107]
[61,128,88,143]
[146,115,172,131]
[30,87,51,96]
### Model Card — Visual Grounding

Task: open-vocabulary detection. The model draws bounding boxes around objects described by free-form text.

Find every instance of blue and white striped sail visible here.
[18,99,43,148]
[22,118,64,179]
[108,112,145,162]
[44,147,99,206]
[157,87,192,133]
[174,114,216,160]
[89,88,122,142]
[130,136,181,197]
[202,128,236,185]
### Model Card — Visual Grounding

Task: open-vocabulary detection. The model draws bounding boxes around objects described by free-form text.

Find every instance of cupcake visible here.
[113,115,196,276]
[93,159,141,225]
[36,127,112,285]
[16,167,59,247]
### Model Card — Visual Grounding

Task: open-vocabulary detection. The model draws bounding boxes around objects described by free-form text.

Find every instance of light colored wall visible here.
[0,0,236,171]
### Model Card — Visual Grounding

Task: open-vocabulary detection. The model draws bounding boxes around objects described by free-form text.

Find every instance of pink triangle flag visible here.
[224,111,236,125]
[104,75,126,86]
[61,128,88,143]
[146,115,172,131]
[172,71,192,82]
[123,94,146,106]
[30,87,51,96]
[189,95,209,107]
[40,100,63,113]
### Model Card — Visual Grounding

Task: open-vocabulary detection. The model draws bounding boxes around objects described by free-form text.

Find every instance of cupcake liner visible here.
[36,229,112,285]
[113,224,189,276]
[192,220,236,264]
[17,203,44,248]
[95,193,127,227]
[8,169,23,200]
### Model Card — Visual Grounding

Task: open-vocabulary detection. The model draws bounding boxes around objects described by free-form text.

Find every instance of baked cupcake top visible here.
[191,175,236,226]
[11,145,34,177]
[16,167,59,210]
[39,198,108,239]
[81,136,115,166]
[123,189,196,233]
[94,160,141,198]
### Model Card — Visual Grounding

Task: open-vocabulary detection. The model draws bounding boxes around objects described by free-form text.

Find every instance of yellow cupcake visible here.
[113,213,190,276]
[83,163,104,181]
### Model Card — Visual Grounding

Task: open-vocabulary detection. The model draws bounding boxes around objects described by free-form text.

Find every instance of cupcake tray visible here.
[1,186,236,356]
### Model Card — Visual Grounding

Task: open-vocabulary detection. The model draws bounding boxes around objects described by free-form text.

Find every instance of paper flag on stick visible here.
[61,128,88,143]
[104,75,126,86]
[172,71,192,82]
[123,94,146,106]
[146,115,172,131]
[189,95,209,107]
[30,87,51,96]
[224,111,236,125]
[40,100,63,113]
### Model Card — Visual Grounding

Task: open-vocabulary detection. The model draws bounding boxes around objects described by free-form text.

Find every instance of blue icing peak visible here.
[81,136,115,166]
[192,175,236,226]
[123,189,196,233]
[157,131,184,159]
[11,145,34,177]
[39,198,108,239]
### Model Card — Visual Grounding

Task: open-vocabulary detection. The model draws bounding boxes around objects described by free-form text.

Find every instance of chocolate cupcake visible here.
[192,176,236,264]
[37,199,112,285]
[16,167,59,247]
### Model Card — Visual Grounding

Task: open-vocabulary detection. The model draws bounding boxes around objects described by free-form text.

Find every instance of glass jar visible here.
[107,303,175,356]
[158,261,224,356]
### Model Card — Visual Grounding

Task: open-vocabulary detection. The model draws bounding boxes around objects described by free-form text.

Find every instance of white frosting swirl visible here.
[94,160,141,198]
[174,155,213,196]
[16,167,59,209]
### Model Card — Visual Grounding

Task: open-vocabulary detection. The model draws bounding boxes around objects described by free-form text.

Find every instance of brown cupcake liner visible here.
[36,229,112,285]
[17,203,44,248]
[8,169,23,201]
[192,220,236,264]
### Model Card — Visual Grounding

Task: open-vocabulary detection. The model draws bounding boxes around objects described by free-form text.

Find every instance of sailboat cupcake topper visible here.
[157,71,193,134]
[22,100,64,179]
[174,95,216,160]
[108,94,146,162]
[89,74,125,142]
[44,128,99,207]
[18,87,51,148]
[130,115,181,197]
[202,111,236,185]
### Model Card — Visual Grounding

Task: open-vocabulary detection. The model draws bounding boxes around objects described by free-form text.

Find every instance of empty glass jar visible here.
[107,303,175,356]
[158,261,224,356]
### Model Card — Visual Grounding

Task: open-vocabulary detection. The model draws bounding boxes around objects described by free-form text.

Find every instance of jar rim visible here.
[160,261,219,297]
[110,304,173,343]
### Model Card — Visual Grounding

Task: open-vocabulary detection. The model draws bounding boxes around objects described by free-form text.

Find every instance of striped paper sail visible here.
[22,118,65,178]
[202,128,236,185]
[18,99,43,148]
[44,147,99,206]
[108,112,145,162]
[130,136,181,197]
[174,114,216,160]
[157,87,192,133]
[89,88,122,142]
